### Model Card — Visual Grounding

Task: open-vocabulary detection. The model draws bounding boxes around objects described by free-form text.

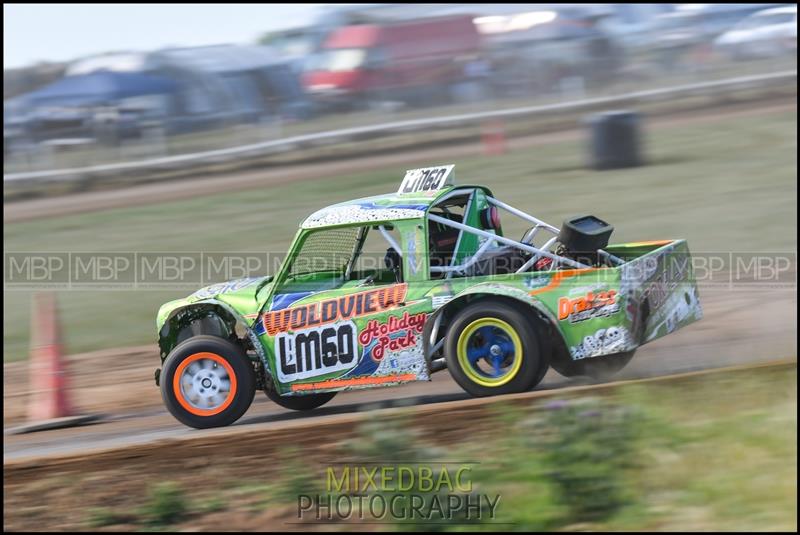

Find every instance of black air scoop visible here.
[558,215,614,256]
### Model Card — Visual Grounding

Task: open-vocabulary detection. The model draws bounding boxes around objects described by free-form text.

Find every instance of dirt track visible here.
[4,99,795,224]
[3,284,796,461]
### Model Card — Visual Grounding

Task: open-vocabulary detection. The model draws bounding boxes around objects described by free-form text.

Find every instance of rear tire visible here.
[581,350,635,379]
[445,299,546,397]
[552,349,635,380]
[161,335,256,429]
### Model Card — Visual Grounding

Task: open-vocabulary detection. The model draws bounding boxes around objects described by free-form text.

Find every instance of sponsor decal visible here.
[641,258,690,312]
[427,282,455,309]
[397,165,454,194]
[259,284,408,336]
[270,291,314,311]
[358,201,429,211]
[376,348,428,380]
[646,286,702,342]
[291,373,417,392]
[570,326,631,360]
[625,292,640,324]
[276,321,358,382]
[523,275,550,290]
[405,231,419,276]
[303,206,425,229]
[190,277,260,300]
[431,295,453,309]
[567,283,608,296]
[358,311,427,361]
[557,289,619,323]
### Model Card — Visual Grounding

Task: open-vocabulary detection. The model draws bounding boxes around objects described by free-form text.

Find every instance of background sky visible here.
[3,3,326,69]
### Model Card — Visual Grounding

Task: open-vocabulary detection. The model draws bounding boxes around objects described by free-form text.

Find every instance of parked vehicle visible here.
[714,6,797,59]
[652,3,789,69]
[482,7,625,97]
[303,15,482,109]
[155,165,703,428]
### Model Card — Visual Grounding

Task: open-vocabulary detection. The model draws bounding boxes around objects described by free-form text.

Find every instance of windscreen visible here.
[287,227,361,277]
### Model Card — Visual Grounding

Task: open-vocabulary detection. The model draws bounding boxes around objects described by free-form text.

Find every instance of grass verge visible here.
[3,107,797,361]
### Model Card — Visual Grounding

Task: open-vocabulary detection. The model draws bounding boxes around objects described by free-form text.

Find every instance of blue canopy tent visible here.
[20,70,177,107]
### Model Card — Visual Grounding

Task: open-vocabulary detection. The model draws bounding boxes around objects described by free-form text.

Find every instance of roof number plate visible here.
[398,165,454,194]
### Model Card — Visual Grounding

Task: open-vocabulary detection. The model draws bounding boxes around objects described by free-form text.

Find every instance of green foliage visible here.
[272,459,322,503]
[194,495,226,514]
[348,413,445,462]
[85,486,226,528]
[343,415,476,531]
[467,396,644,529]
[533,396,642,522]
[86,507,131,527]
[140,482,188,526]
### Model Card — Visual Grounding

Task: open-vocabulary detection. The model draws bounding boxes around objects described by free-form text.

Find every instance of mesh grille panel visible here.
[289,227,360,276]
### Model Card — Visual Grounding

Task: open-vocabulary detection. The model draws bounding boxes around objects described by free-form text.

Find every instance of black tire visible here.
[161,335,256,429]
[579,350,635,380]
[264,386,337,411]
[529,319,553,388]
[445,299,546,397]
[552,297,644,380]
[552,349,635,380]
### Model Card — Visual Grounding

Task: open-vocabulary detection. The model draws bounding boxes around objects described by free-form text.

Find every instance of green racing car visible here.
[155,165,702,428]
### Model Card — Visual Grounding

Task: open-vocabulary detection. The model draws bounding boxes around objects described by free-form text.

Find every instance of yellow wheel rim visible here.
[457,317,523,387]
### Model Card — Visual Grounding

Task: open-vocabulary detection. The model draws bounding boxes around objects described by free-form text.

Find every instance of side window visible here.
[427,190,512,280]
[351,225,403,283]
[428,195,469,278]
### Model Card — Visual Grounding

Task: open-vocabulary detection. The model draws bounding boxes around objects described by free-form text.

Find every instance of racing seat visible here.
[428,211,461,272]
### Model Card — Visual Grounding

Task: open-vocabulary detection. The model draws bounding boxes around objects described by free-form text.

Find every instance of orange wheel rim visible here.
[173,352,237,416]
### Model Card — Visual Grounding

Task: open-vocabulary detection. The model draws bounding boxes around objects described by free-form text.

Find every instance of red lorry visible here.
[303,15,483,109]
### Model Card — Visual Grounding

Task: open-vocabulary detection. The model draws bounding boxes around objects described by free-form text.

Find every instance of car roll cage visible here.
[425,195,624,277]
[419,194,625,370]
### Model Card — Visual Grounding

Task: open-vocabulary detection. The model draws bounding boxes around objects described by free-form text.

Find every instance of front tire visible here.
[161,335,256,429]
[445,299,546,397]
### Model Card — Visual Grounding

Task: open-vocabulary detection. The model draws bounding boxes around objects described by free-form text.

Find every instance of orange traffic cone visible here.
[27,292,73,421]
[481,118,507,155]
[8,292,101,434]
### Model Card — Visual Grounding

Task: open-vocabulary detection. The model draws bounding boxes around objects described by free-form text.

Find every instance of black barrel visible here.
[587,111,642,170]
